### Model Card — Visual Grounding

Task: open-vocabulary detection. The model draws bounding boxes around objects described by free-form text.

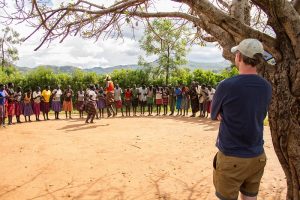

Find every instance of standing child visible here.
[0,84,6,127]
[7,83,15,125]
[41,86,51,120]
[155,86,163,116]
[139,85,147,116]
[105,75,116,117]
[23,89,33,122]
[124,87,132,117]
[181,86,190,116]
[147,85,154,116]
[97,87,106,118]
[162,86,169,115]
[85,85,97,123]
[189,83,199,117]
[131,85,139,116]
[63,85,73,119]
[52,85,62,120]
[3,85,8,126]
[33,87,42,121]
[77,88,85,118]
[175,86,182,116]
[199,85,208,117]
[114,84,124,117]
[168,85,176,116]
[14,86,23,123]
[206,85,215,118]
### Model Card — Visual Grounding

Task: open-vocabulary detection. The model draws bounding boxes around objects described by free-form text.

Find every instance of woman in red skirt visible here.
[7,83,15,125]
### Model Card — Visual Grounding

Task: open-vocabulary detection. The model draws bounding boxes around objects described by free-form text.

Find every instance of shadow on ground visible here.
[57,123,110,132]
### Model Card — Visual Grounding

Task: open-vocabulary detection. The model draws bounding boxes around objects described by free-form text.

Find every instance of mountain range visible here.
[17,60,232,74]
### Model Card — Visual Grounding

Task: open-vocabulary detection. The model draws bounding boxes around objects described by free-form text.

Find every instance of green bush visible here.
[0,65,238,90]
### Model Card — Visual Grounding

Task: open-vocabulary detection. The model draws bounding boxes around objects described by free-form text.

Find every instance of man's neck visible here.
[238,64,258,75]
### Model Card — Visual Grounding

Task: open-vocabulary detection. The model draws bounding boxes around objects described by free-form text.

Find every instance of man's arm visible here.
[211,82,226,120]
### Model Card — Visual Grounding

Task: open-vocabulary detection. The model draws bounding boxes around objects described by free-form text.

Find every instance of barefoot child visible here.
[77,88,85,118]
[114,84,124,117]
[97,87,106,118]
[52,85,62,120]
[175,86,182,116]
[162,86,169,115]
[147,85,154,116]
[131,85,139,116]
[23,89,33,122]
[14,86,23,123]
[32,87,42,121]
[41,86,51,120]
[155,86,162,116]
[139,85,147,116]
[85,85,97,123]
[124,87,132,116]
[0,84,6,127]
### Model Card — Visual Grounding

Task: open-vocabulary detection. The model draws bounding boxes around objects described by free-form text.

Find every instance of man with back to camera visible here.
[211,38,272,200]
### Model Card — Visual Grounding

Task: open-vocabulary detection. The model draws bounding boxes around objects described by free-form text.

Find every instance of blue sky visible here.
[3,0,225,68]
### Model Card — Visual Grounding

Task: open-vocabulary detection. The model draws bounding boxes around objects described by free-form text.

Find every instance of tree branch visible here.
[179,0,280,60]
[293,0,300,14]
[251,0,300,59]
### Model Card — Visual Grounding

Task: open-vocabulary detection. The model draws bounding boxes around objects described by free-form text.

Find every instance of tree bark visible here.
[166,45,170,85]
[230,0,250,25]
[257,42,300,200]
[1,39,4,71]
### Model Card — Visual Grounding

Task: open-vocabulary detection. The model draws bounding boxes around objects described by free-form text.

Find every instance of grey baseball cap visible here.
[231,38,264,58]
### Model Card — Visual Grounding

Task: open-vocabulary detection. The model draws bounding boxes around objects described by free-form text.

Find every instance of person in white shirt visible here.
[32,87,42,121]
[139,85,147,116]
[52,85,63,119]
[114,84,124,117]
[206,85,216,118]
[76,87,85,118]
[85,85,97,123]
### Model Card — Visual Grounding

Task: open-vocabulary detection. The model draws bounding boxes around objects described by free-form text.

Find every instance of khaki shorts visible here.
[213,151,266,200]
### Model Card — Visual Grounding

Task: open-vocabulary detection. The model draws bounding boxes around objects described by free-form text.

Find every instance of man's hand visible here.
[217,113,222,121]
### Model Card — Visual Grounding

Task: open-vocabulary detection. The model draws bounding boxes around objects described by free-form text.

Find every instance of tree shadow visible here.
[0,165,51,199]
[102,115,220,132]
[259,180,286,200]
[3,168,285,200]
[25,172,212,200]
[57,123,110,132]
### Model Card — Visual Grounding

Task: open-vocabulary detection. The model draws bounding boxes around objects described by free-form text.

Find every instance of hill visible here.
[16,60,231,74]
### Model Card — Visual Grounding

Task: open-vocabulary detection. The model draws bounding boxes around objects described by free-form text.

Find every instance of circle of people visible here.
[0,76,215,125]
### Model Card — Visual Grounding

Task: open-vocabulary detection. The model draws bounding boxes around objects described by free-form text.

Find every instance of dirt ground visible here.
[0,115,286,200]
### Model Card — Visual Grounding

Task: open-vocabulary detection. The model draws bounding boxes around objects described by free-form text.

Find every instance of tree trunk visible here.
[166,46,170,85]
[1,39,4,71]
[259,52,300,199]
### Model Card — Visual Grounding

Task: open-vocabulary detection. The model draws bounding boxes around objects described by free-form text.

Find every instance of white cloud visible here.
[1,1,225,68]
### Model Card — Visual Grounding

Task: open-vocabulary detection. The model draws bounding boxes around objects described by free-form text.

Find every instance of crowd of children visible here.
[0,76,215,126]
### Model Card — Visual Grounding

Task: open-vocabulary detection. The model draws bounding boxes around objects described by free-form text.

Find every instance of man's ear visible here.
[237,52,242,62]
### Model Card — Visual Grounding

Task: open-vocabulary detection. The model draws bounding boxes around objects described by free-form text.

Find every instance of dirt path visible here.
[0,116,286,200]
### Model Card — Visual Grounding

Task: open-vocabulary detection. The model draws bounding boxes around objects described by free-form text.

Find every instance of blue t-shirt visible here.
[211,74,272,158]
[0,90,5,105]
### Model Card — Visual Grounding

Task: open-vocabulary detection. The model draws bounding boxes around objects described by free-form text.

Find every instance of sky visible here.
[2,0,225,68]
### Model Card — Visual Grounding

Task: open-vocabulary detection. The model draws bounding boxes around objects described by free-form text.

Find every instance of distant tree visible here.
[139,19,190,85]
[0,27,22,71]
